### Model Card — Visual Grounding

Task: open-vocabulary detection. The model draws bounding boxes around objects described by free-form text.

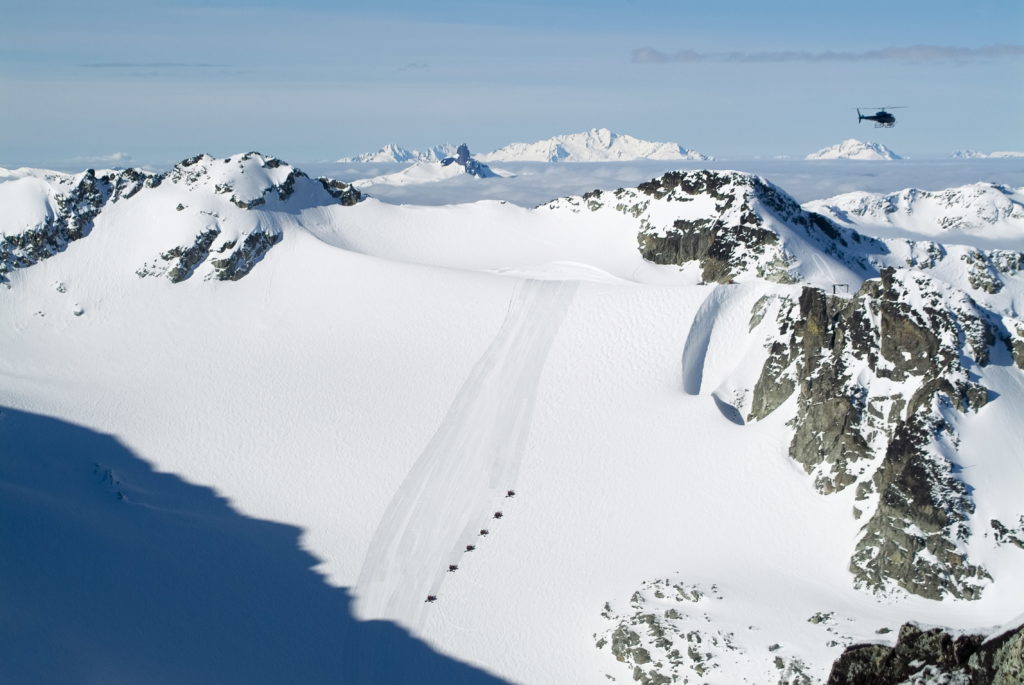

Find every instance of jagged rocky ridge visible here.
[826,621,1024,684]
[552,169,1023,602]
[439,144,497,178]
[1,152,360,285]
[0,169,157,284]
[747,270,1001,600]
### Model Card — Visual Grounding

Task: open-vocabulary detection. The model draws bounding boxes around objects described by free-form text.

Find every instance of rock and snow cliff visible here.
[807,139,902,161]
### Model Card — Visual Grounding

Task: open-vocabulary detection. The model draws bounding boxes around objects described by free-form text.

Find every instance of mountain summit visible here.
[477,127,712,162]
[806,138,901,160]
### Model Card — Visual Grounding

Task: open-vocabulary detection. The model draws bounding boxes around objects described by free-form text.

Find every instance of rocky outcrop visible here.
[1,170,114,283]
[439,144,497,178]
[136,228,222,282]
[596,579,814,684]
[318,178,362,205]
[210,229,282,281]
[749,269,1000,599]
[628,170,877,283]
[827,621,1024,684]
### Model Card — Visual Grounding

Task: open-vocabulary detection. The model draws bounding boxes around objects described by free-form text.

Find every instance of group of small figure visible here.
[426,490,516,603]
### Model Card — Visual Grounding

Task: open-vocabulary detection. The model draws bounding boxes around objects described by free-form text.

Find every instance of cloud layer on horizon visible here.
[632,44,1024,64]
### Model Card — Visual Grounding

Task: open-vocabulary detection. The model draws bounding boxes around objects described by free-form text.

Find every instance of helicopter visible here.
[857,107,906,128]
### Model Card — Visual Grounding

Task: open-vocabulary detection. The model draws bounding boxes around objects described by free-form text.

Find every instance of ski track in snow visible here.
[356,278,578,627]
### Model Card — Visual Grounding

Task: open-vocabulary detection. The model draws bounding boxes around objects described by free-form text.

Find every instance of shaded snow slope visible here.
[807,139,901,161]
[477,127,712,162]
[0,407,508,685]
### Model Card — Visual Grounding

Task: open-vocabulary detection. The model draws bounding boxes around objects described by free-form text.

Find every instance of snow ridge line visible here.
[355,278,578,627]
[681,285,733,396]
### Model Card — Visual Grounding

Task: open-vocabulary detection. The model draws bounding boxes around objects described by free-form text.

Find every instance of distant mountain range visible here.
[339,128,712,164]
[351,144,506,188]
[951,149,1024,159]
[806,139,901,160]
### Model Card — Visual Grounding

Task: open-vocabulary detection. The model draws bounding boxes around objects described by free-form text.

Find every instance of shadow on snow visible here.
[0,407,509,685]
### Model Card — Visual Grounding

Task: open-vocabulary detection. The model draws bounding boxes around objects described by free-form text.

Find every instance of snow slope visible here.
[806,139,901,161]
[2,156,1023,684]
[477,127,712,162]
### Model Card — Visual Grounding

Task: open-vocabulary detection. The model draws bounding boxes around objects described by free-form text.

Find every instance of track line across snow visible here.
[355,278,578,626]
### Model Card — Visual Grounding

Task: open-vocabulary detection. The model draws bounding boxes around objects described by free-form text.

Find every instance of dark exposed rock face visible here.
[628,170,880,284]
[210,229,282,281]
[319,177,362,205]
[749,269,1000,599]
[439,143,497,178]
[827,622,1024,685]
[1,170,113,283]
[137,229,222,282]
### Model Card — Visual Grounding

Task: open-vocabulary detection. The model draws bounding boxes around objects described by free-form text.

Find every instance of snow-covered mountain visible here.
[805,182,1024,238]
[338,143,458,163]
[351,144,506,188]
[951,149,1024,159]
[476,127,713,162]
[2,156,1023,684]
[807,138,902,160]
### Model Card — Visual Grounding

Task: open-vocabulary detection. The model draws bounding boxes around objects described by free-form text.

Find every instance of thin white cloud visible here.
[71,152,132,164]
[632,44,1024,64]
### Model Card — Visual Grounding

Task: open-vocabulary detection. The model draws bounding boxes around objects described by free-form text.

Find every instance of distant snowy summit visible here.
[476,128,712,162]
[340,128,712,164]
[951,149,1024,159]
[351,144,506,188]
[806,139,901,160]
[338,143,458,164]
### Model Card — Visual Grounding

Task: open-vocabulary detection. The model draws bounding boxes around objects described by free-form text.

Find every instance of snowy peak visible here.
[546,169,878,286]
[476,127,713,162]
[806,139,901,160]
[438,143,497,178]
[806,182,1024,236]
[0,152,361,284]
[338,143,458,163]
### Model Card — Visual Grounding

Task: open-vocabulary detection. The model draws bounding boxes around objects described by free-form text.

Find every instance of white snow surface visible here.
[476,127,713,162]
[2,155,1024,684]
[806,138,902,161]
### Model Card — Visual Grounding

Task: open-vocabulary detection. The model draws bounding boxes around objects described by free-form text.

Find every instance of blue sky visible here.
[1,0,1021,167]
